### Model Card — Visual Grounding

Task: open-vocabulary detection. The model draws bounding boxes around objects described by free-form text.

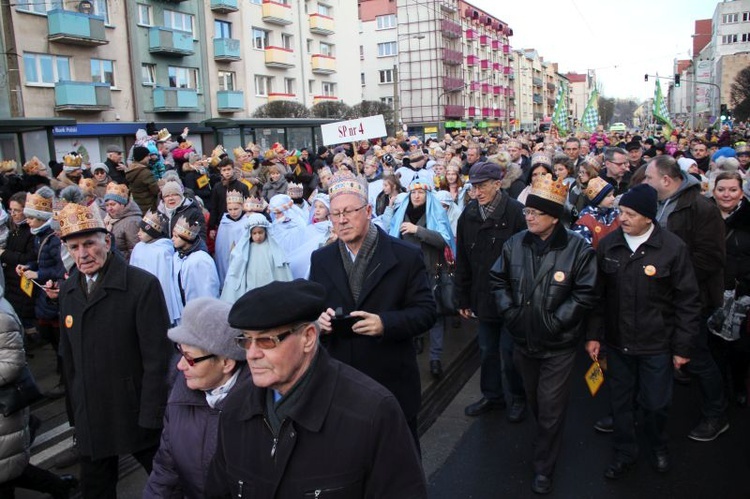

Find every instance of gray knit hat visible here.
[168,298,246,361]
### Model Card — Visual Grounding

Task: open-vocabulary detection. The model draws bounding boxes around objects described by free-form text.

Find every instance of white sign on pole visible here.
[320,115,387,146]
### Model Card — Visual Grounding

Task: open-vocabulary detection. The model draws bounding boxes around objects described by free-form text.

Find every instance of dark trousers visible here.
[478,320,525,402]
[514,348,576,476]
[79,446,157,499]
[683,315,727,419]
[0,464,70,498]
[609,349,672,461]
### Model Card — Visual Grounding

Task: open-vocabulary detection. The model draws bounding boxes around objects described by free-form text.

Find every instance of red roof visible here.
[565,73,586,83]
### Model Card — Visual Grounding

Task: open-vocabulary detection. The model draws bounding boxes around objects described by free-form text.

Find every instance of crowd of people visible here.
[0,120,745,496]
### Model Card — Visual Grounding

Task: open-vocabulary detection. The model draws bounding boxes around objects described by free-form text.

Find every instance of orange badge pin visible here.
[644,265,656,276]
[594,226,602,233]
[65,315,73,328]
[553,271,565,282]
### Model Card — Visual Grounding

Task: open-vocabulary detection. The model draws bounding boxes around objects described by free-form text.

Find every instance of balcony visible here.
[311,54,335,74]
[466,55,478,66]
[153,87,198,113]
[443,48,462,66]
[503,66,511,75]
[479,35,489,46]
[214,38,241,62]
[503,44,510,54]
[444,105,464,118]
[210,0,238,13]
[265,46,294,68]
[547,82,555,91]
[312,95,338,106]
[491,39,500,51]
[469,81,480,92]
[268,93,296,102]
[480,59,490,70]
[481,83,490,94]
[493,85,502,95]
[465,28,476,41]
[47,9,107,46]
[533,93,543,104]
[217,91,244,113]
[534,112,544,120]
[309,14,334,35]
[149,27,194,56]
[262,0,293,26]
[441,19,462,38]
[532,77,543,87]
[493,62,501,71]
[54,81,111,112]
[482,107,491,117]
[444,76,464,92]
[468,106,477,118]
[494,109,503,118]
[440,2,458,14]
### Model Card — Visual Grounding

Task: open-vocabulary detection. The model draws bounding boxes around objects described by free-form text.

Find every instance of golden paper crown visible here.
[55,202,106,240]
[584,177,611,202]
[0,159,17,173]
[209,145,226,167]
[63,154,82,168]
[105,182,129,200]
[233,147,246,159]
[140,210,164,233]
[735,143,750,155]
[78,178,96,195]
[531,153,552,168]
[25,190,53,214]
[226,189,244,206]
[172,216,200,242]
[22,157,43,175]
[286,182,303,199]
[328,171,368,201]
[529,173,568,206]
[507,139,522,149]
[157,128,171,142]
[243,196,267,213]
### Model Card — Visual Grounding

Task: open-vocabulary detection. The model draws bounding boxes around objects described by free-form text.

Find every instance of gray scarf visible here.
[338,224,379,302]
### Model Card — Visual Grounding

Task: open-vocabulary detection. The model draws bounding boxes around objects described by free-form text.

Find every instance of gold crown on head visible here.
[243,197,266,213]
[173,216,200,242]
[26,191,53,213]
[735,143,750,155]
[531,153,552,168]
[287,182,304,199]
[328,171,368,201]
[105,182,129,199]
[584,176,610,201]
[55,202,106,239]
[63,154,82,168]
[22,157,43,175]
[157,128,171,142]
[140,210,163,233]
[226,189,244,206]
[529,173,568,206]
[507,139,522,149]
[233,147,246,159]
[78,178,96,195]
[0,159,16,173]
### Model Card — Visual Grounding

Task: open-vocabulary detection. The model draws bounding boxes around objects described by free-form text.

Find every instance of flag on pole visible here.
[652,78,674,136]
[552,81,569,135]
[581,89,600,132]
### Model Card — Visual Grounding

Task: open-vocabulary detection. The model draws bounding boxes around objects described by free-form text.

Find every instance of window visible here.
[723,34,738,44]
[23,53,70,85]
[16,0,61,14]
[141,64,156,86]
[252,28,270,49]
[379,69,394,83]
[168,66,200,90]
[309,79,315,94]
[376,14,397,30]
[137,4,152,26]
[284,78,295,94]
[91,59,114,86]
[380,96,394,108]
[744,11,750,22]
[743,33,750,42]
[281,34,293,50]
[306,39,313,53]
[91,0,108,24]
[322,82,336,96]
[215,20,231,39]
[218,71,235,92]
[377,42,397,57]
[360,45,364,60]
[250,0,262,4]
[255,75,272,96]
[319,42,334,57]
[164,10,194,36]
[318,4,331,16]
[361,72,365,86]
[723,13,739,24]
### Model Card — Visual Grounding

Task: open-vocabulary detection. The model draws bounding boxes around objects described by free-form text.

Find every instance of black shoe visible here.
[688,417,729,442]
[413,336,424,354]
[651,450,670,473]
[594,414,614,433]
[673,368,691,385]
[464,397,506,417]
[604,459,634,480]
[531,474,552,495]
[507,400,527,423]
[430,360,443,379]
[52,474,79,499]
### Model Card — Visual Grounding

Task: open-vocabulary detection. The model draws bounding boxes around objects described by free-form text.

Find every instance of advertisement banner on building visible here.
[696,61,712,114]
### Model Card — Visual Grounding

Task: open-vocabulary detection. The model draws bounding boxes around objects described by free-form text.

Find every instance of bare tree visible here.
[730,66,750,122]
[598,96,615,126]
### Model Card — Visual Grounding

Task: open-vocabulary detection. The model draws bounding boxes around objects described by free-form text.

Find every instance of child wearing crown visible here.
[213,190,249,285]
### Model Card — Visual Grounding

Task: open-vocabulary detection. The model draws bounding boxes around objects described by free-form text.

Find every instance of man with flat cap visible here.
[206,279,428,498]
[53,202,172,498]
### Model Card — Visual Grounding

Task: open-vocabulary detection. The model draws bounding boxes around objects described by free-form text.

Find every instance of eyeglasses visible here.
[234,323,306,350]
[330,204,367,220]
[522,208,548,218]
[174,343,216,366]
[608,161,628,166]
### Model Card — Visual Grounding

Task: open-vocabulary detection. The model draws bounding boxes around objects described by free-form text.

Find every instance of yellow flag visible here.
[240,179,254,190]
[20,276,33,298]
[196,174,209,189]
[585,361,604,397]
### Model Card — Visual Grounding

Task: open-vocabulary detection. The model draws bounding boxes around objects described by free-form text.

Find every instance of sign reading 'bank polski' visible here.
[320,115,387,146]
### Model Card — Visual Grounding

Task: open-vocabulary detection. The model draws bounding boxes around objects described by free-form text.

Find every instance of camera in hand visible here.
[330,307,363,337]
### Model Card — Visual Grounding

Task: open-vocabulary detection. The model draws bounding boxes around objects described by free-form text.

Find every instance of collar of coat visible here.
[62,252,126,300]
[465,191,510,221]
[521,222,568,250]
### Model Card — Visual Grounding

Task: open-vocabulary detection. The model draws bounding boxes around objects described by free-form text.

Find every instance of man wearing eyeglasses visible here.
[600,147,632,196]
[309,171,436,445]
[206,280,428,498]
[103,144,127,185]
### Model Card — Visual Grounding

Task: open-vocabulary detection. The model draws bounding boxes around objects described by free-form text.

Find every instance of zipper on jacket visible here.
[263,418,279,458]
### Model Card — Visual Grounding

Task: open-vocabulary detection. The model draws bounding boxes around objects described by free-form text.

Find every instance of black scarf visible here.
[265,349,320,435]
[405,201,426,224]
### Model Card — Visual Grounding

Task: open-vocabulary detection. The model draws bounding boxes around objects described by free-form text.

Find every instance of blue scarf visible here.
[389,191,456,255]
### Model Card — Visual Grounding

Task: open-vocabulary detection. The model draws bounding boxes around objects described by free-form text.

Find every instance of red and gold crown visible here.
[328,171,367,201]
[55,202,106,240]
[25,190,53,214]
[105,182,129,201]
[63,153,82,168]
[529,173,568,206]
[226,189,244,206]
[286,182,304,199]
[507,139,523,150]
[243,196,267,213]
[172,215,200,242]
[408,179,433,192]
[78,178,96,196]
[23,157,43,175]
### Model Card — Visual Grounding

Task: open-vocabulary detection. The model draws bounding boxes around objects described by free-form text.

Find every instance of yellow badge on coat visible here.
[65,315,73,328]
[644,265,656,276]
[594,226,602,233]
[553,271,565,283]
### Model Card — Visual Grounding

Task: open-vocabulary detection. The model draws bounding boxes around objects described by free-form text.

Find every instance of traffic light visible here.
[721,104,728,120]
[644,74,648,82]
[674,74,681,87]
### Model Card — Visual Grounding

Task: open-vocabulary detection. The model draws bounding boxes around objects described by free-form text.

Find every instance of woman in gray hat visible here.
[143,297,251,499]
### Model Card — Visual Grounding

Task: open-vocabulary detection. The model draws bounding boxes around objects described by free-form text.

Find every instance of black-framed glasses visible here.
[522,208,548,218]
[234,323,307,350]
[174,343,216,366]
[330,204,367,220]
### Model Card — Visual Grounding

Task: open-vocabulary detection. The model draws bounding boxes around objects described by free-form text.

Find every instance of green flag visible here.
[581,89,600,132]
[552,81,569,135]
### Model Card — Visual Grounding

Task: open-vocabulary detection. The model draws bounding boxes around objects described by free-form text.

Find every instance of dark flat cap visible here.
[106,144,123,153]
[229,279,326,330]
[469,161,503,183]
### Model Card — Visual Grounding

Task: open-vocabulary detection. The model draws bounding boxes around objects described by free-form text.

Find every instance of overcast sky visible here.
[468,0,717,102]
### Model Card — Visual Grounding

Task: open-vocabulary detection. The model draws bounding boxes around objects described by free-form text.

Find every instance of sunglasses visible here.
[234,323,306,350]
[175,343,215,366]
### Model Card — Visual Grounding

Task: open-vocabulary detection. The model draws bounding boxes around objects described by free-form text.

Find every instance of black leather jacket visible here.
[490,225,599,357]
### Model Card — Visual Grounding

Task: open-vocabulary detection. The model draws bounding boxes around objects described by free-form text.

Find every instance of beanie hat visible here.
[161,180,184,198]
[92,162,109,174]
[104,182,130,205]
[619,184,657,220]
[168,298,246,361]
[584,176,614,206]
[132,146,150,163]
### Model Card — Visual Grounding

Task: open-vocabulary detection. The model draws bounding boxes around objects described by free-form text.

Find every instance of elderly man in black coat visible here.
[310,171,437,444]
[53,202,172,498]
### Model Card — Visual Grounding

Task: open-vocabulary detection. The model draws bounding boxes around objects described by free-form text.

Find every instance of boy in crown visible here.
[208,158,250,243]
[489,173,599,495]
[213,189,248,285]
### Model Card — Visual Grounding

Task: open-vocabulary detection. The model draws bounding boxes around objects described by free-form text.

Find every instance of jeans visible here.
[477,320,525,402]
[683,314,727,419]
[429,319,444,361]
[609,350,672,461]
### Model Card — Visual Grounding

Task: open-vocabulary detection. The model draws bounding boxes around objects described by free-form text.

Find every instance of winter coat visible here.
[58,253,172,460]
[0,313,29,483]
[0,223,35,320]
[571,205,620,249]
[105,201,143,262]
[104,157,127,185]
[49,171,80,194]
[205,349,428,499]
[125,163,160,214]
[588,224,699,358]
[261,178,288,203]
[144,365,253,499]
[26,226,65,321]
[158,197,207,243]
[721,198,750,293]
[454,193,526,321]
[490,225,599,357]
[501,163,526,200]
